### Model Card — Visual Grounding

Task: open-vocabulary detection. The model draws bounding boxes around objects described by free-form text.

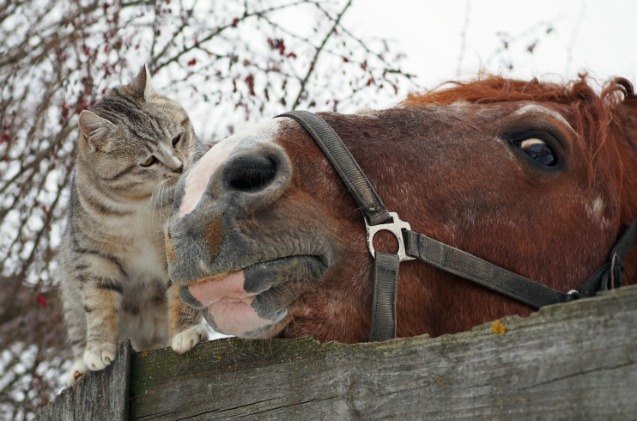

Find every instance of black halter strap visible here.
[278,110,637,341]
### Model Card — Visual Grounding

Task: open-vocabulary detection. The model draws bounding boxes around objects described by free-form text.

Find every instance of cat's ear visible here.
[128,64,156,100]
[78,110,114,152]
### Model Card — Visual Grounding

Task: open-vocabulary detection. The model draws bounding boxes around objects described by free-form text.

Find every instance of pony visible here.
[166,76,637,343]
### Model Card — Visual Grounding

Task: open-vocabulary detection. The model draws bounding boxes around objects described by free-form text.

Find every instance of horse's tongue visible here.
[186,271,286,338]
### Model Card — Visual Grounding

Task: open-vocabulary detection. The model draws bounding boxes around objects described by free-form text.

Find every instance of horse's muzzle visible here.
[166,139,293,283]
[165,134,329,338]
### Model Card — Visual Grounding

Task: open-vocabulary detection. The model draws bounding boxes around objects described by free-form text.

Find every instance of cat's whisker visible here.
[148,179,167,225]
[149,179,166,209]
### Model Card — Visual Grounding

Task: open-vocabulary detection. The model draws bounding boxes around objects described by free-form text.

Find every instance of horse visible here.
[165,76,637,343]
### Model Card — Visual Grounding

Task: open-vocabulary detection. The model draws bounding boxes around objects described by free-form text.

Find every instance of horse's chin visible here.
[179,255,327,338]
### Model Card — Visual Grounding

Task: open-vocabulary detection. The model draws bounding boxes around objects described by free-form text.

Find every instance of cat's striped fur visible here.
[57,66,206,384]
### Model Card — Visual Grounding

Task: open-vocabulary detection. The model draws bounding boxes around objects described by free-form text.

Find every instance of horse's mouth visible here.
[179,254,328,338]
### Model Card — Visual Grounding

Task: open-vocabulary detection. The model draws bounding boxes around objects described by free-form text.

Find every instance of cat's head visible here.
[77,65,195,203]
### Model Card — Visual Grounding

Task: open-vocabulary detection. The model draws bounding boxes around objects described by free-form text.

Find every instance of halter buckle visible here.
[365,212,415,262]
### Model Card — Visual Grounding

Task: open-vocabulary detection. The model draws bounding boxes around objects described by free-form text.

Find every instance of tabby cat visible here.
[57,66,206,384]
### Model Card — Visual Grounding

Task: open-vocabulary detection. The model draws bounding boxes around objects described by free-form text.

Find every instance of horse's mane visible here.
[405,76,637,224]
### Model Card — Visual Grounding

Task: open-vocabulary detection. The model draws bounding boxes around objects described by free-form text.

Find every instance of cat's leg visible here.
[60,270,88,384]
[80,256,124,371]
[83,284,122,370]
[168,283,207,354]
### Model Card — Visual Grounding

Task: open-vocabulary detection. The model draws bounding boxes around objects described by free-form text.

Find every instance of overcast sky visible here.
[343,0,636,103]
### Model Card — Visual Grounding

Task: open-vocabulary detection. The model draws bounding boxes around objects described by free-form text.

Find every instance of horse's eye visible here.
[172,134,182,148]
[140,155,158,167]
[515,137,557,166]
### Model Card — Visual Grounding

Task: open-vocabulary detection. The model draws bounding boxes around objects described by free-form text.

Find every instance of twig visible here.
[291,0,353,110]
[565,0,587,74]
[456,0,471,77]
[152,0,313,72]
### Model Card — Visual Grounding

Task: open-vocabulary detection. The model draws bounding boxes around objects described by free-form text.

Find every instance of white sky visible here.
[344,0,637,101]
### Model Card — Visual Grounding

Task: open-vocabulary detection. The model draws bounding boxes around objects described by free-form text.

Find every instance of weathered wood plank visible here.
[129,286,637,420]
[37,341,132,421]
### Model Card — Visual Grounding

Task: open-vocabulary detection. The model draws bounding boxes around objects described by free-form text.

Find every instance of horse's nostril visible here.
[225,154,278,193]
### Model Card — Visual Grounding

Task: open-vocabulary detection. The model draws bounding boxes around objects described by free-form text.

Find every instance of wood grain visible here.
[128,285,637,420]
[37,341,132,421]
[37,286,637,419]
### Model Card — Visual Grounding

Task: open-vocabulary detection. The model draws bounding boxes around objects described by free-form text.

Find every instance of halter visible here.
[277,111,637,341]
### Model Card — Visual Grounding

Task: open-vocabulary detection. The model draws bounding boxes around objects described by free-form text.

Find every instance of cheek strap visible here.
[277,110,637,342]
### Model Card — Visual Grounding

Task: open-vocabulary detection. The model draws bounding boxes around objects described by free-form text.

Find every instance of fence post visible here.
[37,341,132,421]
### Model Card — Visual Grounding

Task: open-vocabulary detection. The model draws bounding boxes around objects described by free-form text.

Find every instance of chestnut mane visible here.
[406,76,637,225]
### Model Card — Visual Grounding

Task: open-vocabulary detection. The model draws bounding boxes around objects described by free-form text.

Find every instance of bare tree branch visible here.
[0,1,412,418]
[292,0,352,109]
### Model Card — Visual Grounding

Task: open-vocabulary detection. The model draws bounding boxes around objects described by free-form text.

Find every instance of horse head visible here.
[166,76,637,342]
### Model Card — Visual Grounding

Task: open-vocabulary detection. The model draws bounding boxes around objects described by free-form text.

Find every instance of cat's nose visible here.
[162,153,183,172]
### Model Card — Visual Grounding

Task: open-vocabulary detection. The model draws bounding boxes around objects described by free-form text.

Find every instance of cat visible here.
[57,65,207,384]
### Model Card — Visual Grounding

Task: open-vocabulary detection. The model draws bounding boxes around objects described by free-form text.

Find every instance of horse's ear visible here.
[128,64,156,100]
[603,77,637,125]
[78,110,115,152]
[613,77,635,101]
[604,77,636,107]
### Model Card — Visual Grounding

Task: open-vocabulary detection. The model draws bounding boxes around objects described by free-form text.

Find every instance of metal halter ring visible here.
[365,212,415,262]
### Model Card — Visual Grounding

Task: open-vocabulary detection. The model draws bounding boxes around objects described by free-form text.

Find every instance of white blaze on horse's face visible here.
[179,120,282,217]
[513,103,575,133]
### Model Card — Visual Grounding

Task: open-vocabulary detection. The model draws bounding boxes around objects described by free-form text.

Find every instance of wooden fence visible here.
[37,285,637,420]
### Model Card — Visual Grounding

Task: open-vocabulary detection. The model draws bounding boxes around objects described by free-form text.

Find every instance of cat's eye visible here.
[172,134,182,148]
[140,155,157,167]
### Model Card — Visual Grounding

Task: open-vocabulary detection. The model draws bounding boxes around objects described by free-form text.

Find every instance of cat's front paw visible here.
[66,359,88,385]
[170,324,208,354]
[83,341,117,371]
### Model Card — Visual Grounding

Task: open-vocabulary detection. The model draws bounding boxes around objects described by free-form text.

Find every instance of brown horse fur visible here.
[168,76,637,343]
